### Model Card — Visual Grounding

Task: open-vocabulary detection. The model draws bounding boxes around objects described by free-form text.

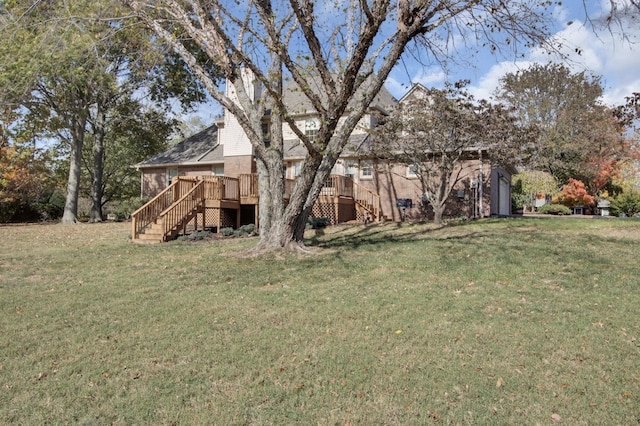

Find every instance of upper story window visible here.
[305,118,320,140]
[345,163,357,179]
[407,164,419,178]
[262,122,271,147]
[292,161,302,178]
[360,161,373,179]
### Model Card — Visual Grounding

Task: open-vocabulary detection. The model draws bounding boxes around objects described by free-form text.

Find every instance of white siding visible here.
[220,113,253,156]
[337,114,373,134]
[220,69,261,157]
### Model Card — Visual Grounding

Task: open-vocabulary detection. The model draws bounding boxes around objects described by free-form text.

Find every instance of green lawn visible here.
[1,218,639,425]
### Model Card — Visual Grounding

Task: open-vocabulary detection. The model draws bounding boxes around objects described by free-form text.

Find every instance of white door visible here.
[499,177,510,215]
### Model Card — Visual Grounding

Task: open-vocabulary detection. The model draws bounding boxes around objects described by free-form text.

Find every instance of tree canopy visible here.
[0,0,212,222]
[495,63,629,194]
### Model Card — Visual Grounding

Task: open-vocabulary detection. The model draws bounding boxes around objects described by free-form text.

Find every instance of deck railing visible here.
[131,177,198,239]
[221,176,239,200]
[320,175,354,198]
[132,173,382,241]
[200,176,240,201]
[238,173,295,201]
[239,174,259,198]
[160,180,205,239]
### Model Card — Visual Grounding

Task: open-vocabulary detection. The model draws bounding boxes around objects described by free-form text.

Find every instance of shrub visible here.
[234,223,256,236]
[308,217,330,229]
[610,190,640,217]
[553,178,595,208]
[177,230,212,241]
[37,189,66,220]
[537,204,572,215]
[106,197,150,221]
[220,227,235,236]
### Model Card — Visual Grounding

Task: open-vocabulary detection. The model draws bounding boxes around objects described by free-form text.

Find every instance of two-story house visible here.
[132,75,513,242]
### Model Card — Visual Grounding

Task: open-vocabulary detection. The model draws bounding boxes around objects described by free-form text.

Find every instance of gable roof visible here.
[398,83,429,104]
[134,125,222,169]
[283,133,370,160]
[281,75,397,116]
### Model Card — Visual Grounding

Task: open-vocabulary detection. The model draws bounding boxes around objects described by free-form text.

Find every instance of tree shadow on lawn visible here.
[305,220,490,250]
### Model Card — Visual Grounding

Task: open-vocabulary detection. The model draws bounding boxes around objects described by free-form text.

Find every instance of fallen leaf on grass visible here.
[551,413,562,423]
[496,377,504,388]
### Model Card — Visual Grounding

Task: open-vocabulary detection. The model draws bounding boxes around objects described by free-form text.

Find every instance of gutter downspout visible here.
[139,168,143,199]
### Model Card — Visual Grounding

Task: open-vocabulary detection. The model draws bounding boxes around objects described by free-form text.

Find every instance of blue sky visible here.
[385,1,640,107]
[192,1,639,124]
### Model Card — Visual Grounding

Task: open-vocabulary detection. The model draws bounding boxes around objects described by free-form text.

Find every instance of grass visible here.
[1,218,639,425]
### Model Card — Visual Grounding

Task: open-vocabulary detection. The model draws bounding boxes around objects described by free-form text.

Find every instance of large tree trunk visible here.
[61,120,86,224]
[89,109,106,223]
[255,154,326,251]
[432,203,445,225]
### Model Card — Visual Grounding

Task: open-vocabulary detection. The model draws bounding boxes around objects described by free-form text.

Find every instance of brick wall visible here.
[224,155,256,178]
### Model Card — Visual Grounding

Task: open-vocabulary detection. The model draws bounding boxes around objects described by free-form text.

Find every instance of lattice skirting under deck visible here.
[311,202,338,225]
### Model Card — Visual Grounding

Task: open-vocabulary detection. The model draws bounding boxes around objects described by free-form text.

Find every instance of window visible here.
[305,118,320,140]
[167,168,178,186]
[212,165,224,176]
[407,164,419,178]
[292,161,302,178]
[262,122,271,147]
[360,161,373,179]
[345,163,357,179]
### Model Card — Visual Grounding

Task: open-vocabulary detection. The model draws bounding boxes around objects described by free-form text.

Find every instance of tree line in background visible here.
[1,0,639,235]
[0,0,215,223]
[500,64,640,217]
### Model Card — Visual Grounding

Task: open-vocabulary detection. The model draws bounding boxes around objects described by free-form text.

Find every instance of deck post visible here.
[131,216,137,240]
[255,204,259,229]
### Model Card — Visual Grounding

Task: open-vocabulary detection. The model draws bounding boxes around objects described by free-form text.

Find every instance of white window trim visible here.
[167,168,178,186]
[360,161,373,179]
[212,164,224,176]
[292,161,303,178]
[407,164,419,178]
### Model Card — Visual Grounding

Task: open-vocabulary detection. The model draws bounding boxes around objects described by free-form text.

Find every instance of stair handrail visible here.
[353,180,381,221]
[131,178,197,239]
[160,180,205,239]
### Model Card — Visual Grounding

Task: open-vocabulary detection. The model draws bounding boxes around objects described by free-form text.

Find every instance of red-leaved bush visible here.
[553,178,595,208]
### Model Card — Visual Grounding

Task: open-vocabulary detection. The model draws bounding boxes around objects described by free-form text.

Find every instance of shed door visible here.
[499,177,510,216]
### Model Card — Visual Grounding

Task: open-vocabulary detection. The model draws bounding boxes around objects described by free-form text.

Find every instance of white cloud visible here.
[385,1,640,106]
[412,68,447,87]
[464,9,640,107]
[386,67,448,99]
[466,61,533,101]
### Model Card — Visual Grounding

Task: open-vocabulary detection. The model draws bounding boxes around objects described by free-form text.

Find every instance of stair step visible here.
[134,233,163,243]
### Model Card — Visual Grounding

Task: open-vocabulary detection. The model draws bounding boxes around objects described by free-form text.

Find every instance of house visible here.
[132,74,513,242]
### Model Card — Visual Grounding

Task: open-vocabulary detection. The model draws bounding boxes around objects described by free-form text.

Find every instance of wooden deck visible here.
[131,174,381,243]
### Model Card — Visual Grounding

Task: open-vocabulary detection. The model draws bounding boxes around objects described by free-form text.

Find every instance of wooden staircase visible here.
[131,178,206,243]
[353,180,384,223]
